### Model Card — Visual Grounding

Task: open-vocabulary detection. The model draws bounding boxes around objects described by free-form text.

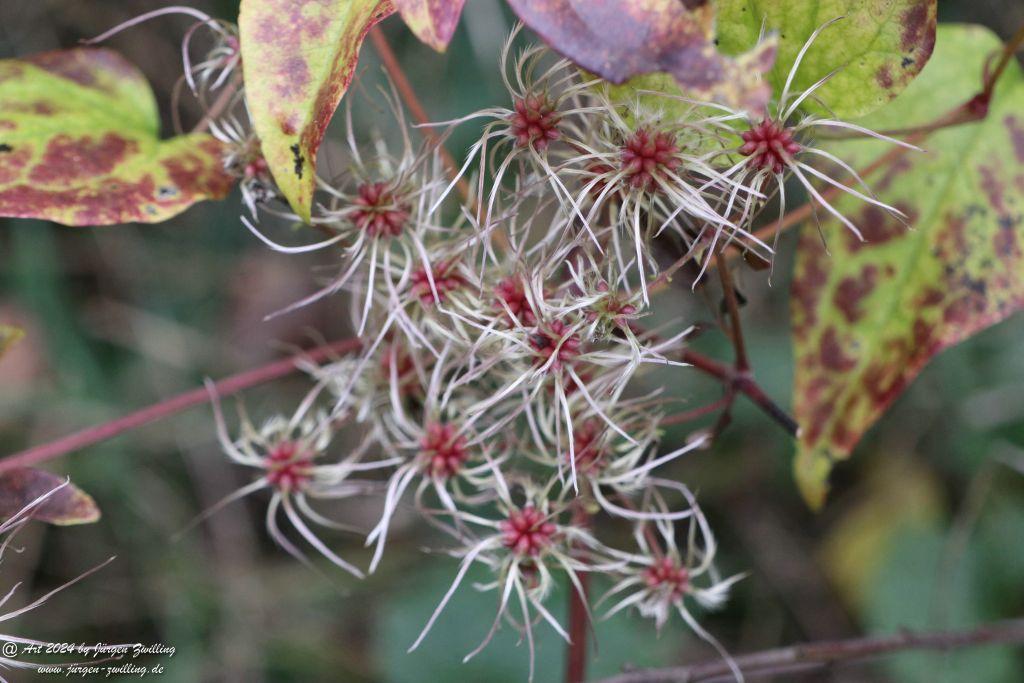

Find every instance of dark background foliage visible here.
[0,1,1022,681]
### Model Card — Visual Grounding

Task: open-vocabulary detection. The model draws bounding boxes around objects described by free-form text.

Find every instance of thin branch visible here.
[0,338,362,473]
[715,251,748,372]
[680,350,798,437]
[368,26,471,203]
[565,503,592,683]
[660,396,732,427]
[596,618,1024,683]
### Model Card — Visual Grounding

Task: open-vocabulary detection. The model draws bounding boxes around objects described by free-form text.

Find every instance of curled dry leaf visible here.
[791,25,1024,507]
[504,0,777,114]
[394,0,467,52]
[239,0,395,222]
[0,48,234,226]
[0,468,100,526]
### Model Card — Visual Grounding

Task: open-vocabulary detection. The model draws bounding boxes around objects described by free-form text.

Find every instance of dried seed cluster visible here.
[198,21,911,681]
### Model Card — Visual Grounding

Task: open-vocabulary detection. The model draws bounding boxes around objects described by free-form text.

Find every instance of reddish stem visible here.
[715,251,749,372]
[565,571,590,683]
[0,338,361,473]
[681,350,798,437]
[368,27,470,203]
[566,503,592,683]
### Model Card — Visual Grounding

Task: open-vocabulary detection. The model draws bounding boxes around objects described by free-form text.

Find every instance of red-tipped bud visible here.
[420,422,469,478]
[739,119,801,174]
[620,127,680,192]
[508,93,561,151]
[352,181,409,237]
[265,441,313,492]
[500,506,557,556]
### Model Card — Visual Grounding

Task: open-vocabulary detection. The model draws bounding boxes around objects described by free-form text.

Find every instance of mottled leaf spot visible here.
[0,48,234,225]
[791,25,1024,507]
[718,0,937,119]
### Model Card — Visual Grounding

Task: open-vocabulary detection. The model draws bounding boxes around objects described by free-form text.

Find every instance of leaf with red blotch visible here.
[791,25,1024,508]
[717,0,937,119]
[0,48,234,226]
[394,0,467,51]
[504,0,776,114]
[0,468,100,526]
[239,0,395,222]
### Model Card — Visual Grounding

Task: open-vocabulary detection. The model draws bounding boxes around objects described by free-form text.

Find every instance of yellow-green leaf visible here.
[0,468,100,526]
[0,325,23,362]
[717,0,936,118]
[791,25,1024,507]
[239,0,395,222]
[395,0,466,52]
[0,48,234,226]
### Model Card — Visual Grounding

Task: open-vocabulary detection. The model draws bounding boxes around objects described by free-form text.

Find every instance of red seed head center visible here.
[495,277,537,327]
[410,259,465,306]
[500,506,557,556]
[643,557,689,597]
[508,94,561,151]
[739,119,801,174]
[265,441,313,491]
[352,181,409,237]
[620,127,680,192]
[529,319,581,371]
[420,422,469,478]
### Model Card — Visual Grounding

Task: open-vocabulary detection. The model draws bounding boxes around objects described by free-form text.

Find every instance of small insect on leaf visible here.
[239,0,395,222]
[0,48,235,226]
[0,468,101,526]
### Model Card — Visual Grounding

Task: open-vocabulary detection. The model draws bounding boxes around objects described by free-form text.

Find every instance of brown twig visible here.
[715,251,748,372]
[565,508,592,683]
[368,27,471,203]
[0,338,362,473]
[680,349,798,437]
[595,618,1024,683]
[660,396,733,427]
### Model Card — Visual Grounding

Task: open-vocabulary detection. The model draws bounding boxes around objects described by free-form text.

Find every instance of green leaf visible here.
[716,0,936,118]
[0,48,234,226]
[790,24,1024,507]
[395,0,466,52]
[0,325,24,362]
[505,0,777,113]
[0,468,100,526]
[239,0,395,222]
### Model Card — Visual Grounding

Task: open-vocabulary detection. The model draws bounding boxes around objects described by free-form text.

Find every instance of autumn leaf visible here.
[717,0,936,119]
[394,0,466,51]
[0,325,24,362]
[0,468,100,526]
[504,0,777,114]
[0,48,234,226]
[790,25,1024,507]
[239,0,395,222]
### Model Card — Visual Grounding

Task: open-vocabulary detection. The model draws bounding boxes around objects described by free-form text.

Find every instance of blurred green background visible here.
[1,0,1023,681]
